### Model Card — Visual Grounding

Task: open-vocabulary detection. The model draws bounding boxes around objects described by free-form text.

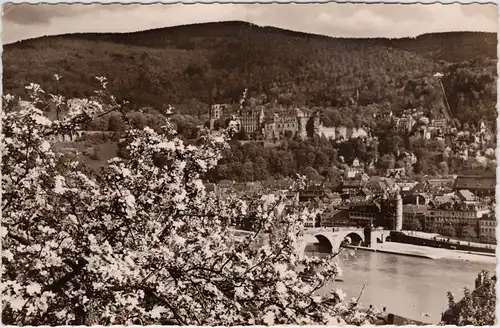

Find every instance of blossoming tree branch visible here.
[1,76,379,325]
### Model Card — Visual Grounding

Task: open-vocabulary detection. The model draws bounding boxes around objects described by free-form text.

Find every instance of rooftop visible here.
[457,189,477,202]
[402,204,428,214]
[454,175,496,190]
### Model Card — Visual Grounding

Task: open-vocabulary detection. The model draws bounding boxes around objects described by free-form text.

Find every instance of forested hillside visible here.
[3,21,497,128]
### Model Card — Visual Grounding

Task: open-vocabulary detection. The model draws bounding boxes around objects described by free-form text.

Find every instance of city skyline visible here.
[3,3,497,44]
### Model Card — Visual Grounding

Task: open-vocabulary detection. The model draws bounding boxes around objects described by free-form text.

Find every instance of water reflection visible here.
[306,249,495,323]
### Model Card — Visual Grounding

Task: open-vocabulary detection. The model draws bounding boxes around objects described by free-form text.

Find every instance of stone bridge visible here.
[299,227,366,259]
[231,227,388,259]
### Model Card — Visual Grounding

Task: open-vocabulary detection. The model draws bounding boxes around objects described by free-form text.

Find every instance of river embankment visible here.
[347,242,496,264]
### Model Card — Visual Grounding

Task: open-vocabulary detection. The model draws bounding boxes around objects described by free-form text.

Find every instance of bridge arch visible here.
[313,234,333,253]
[298,227,368,259]
[343,231,364,246]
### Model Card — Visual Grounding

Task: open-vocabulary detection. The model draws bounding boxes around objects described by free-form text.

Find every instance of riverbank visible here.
[321,247,496,324]
[392,231,495,254]
[347,242,496,264]
[346,244,438,259]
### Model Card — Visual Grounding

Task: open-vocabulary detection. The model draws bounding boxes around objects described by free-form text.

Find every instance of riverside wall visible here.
[389,231,495,254]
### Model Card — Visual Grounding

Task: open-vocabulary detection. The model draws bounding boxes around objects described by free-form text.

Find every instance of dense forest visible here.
[3,21,497,181]
[203,137,496,183]
[3,21,497,129]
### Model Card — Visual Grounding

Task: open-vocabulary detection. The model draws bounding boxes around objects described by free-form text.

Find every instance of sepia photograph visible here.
[1,2,497,326]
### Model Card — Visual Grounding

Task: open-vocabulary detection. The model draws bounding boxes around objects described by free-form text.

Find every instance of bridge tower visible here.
[363,226,372,247]
[394,192,403,231]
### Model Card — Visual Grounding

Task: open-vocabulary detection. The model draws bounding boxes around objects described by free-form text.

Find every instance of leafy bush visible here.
[445,270,496,326]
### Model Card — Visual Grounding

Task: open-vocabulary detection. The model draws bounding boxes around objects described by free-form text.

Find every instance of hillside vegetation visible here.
[3,21,497,128]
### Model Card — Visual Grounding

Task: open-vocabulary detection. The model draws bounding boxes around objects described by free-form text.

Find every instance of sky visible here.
[2,3,498,44]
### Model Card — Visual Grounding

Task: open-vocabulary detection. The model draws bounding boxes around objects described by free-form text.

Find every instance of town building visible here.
[478,213,496,242]
[346,198,395,229]
[477,120,493,146]
[347,188,374,203]
[453,175,496,197]
[344,166,365,179]
[299,185,330,203]
[327,192,343,206]
[365,176,396,195]
[426,177,456,190]
[341,179,368,196]
[211,104,228,118]
[412,126,432,140]
[396,180,418,192]
[426,200,491,234]
[456,189,479,204]
[427,118,449,135]
[320,208,350,227]
[344,158,365,179]
[261,179,292,193]
[393,115,416,132]
[402,192,429,206]
[387,167,406,178]
[347,202,380,228]
[402,204,428,229]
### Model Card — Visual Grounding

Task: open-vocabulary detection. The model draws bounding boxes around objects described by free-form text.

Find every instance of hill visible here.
[3,21,497,127]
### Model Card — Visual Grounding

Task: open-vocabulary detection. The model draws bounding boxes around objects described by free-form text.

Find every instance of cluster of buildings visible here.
[209,104,368,142]
[392,109,494,151]
[390,110,495,171]
[206,104,496,242]
[375,108,451,140]
[206,172,496,243]
[450,122,495,162]
[340,160,496,242]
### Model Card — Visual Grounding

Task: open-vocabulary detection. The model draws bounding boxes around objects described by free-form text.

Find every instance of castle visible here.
[210,103,368,142]
[209,104,229,130]
[222,106,320,140]
[262,108,320,140]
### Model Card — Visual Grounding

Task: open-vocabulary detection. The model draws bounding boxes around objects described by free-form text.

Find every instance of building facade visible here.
[426,201,490,235]
[453,176,496,197]
[478,214,496,242]
[239,107,265,136]
[209,104,229,130]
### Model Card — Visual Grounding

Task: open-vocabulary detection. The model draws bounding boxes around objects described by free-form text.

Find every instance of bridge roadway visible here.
[230,227,388,259]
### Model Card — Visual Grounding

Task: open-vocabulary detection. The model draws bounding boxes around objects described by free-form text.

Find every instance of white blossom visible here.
[1,78,378,326]
[263,311,275,325]
[26,283,41,296]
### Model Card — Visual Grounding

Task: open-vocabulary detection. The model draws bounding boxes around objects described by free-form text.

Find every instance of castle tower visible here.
[209,104,226,131]
[297,110,308,140]
[394,192,403,231]
[313,111,320,136]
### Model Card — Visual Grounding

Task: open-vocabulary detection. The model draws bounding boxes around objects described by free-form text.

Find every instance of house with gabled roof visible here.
[341,179,367,195]
[454,175,495,197]
[456,189,478,204]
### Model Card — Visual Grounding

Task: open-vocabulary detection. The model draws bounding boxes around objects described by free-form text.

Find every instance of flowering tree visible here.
[2,77,380,325]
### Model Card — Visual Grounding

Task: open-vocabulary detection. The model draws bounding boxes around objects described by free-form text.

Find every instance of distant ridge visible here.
[3,20,496,128]
[6,20,497,58]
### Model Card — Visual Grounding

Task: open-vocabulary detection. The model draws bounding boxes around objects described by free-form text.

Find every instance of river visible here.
[305,249,496,324]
